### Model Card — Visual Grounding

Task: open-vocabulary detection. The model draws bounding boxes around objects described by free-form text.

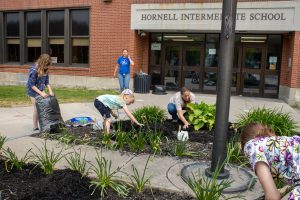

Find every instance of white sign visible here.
[151,43,161,50]
[269,56,277,63]
[51,57,57,64]
[209,49,216,55]
[131,2,298,31]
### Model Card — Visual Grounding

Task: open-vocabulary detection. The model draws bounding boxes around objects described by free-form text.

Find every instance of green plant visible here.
[65,149,89,177]
[0,135,6,152]
[58,129,76,145]
[130,154,152,193]
[226,135,247,166]
[31,140,65,174]
[173,140,198,157]
[147,131,163,153]
[90,150,129,199]
[185,102,216,131]
[187,162,242,200]
[115,130,128,149]
[127,131,146,152]
[132,105,166,125]
[3,148,31,172]
[102,133,115,149]
[237,107,297,136]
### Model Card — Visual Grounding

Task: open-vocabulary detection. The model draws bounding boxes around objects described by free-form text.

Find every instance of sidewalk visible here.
[1,93,299,199]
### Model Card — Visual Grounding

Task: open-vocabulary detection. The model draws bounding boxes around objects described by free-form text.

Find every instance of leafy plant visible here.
[115,130,128,149]
[147,131,163,153]
[187,162,242,200]
[0,135,6,152]
[58,130,76,145]
[130,154,152,193]
[90,150,129,199]
[127,131,146,152]
[173,140,198,157]
[31,140,65,174]
[226,135,247,166]
[185,102,216,131]
[102,133,115,149]
[132,105,166,125]
[65,149,89,177]
[3,148,31,172]
[237,107,297,136]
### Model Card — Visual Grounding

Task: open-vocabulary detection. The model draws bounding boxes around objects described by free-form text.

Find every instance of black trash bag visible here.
[35,95,64,133]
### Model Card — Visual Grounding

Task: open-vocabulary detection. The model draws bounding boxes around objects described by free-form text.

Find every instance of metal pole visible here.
[206,0,237,178]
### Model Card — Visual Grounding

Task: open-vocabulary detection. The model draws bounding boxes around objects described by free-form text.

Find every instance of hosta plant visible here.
[185,102,216,131]
[237,107,297,136]
[132,105,166,125]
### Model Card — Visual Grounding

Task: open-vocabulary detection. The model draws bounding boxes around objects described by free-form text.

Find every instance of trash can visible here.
[134,72,151,93]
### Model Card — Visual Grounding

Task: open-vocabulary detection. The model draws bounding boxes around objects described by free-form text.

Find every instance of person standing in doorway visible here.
[113,49,134,93]
[26,54,54,134]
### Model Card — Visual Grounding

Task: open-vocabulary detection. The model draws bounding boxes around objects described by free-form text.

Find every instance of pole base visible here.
[204,167,230,179]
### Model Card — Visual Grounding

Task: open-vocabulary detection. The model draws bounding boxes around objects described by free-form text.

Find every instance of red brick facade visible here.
[0,0,299,97]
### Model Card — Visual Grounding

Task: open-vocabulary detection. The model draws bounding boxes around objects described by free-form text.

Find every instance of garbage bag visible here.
[35,95,64,133]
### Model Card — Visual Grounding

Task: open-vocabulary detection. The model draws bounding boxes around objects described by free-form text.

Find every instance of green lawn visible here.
[0,85,118,107]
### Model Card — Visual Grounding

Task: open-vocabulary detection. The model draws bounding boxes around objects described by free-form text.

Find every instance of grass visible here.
[0,85,118,107]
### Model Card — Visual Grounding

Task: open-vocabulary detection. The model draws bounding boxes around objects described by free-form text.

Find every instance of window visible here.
[205,34,219,67]
[71,9,89,64]
[48,11,64,64]
[26,12,41,62]
[267,35,282,70]
[6,13,20,62]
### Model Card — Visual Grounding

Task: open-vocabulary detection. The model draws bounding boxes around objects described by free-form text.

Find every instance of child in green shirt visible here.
[94,89,143,134]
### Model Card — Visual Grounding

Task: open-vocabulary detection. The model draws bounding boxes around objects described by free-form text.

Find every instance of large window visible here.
[6,13,20,62]
[26,12,41,62]
[2,9,90,67]
[71,9,89,64]
[48,10,64,64]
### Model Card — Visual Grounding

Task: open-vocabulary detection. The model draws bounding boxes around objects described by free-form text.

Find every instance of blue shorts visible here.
[94,99,111,119]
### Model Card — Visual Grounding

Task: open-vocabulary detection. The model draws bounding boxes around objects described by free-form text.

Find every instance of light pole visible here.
[206,0,237,177]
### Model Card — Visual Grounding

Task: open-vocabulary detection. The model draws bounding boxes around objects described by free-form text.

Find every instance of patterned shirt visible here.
[96,95,126,110]
[169,92,196,110]
[26,65,49,97]
[244,136,300,186]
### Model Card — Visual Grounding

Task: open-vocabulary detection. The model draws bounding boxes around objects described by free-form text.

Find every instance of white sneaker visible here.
[32,128,40,134]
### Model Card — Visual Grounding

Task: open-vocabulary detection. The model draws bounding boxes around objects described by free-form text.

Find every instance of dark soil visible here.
[0,158,195,200]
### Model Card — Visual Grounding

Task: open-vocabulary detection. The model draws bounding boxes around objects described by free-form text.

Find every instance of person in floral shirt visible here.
[241,122,300,200]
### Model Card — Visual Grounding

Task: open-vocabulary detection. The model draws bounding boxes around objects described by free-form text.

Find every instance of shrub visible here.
[132,105,166,125]
[237,107,297,136]
[185,102,216,131]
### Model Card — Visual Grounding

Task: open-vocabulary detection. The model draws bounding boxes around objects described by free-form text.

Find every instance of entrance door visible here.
[239,44,267,96]
[163,43,203,90]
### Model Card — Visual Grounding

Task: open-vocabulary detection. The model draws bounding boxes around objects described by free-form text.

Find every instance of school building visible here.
[0,0,300,104]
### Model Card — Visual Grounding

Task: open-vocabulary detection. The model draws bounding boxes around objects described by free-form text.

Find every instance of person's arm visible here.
[123,105,142,126]
[113,64,119,78]
[255,162,281,200]
[177,109,190,129]
[31,86,48,98]
[47,84,54,96]
[128,56,134,66]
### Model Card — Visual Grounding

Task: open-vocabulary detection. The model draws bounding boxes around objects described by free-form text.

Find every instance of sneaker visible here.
[32,128,40,134]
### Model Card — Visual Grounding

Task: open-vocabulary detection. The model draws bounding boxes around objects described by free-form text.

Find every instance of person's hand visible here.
[112,113,118,119]
[49,92,54,96]
[183,123,190,129]
[137,122,144,127]
[40,91,49,98]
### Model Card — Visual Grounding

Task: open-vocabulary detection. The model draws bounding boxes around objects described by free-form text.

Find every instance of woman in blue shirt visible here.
[26,54,54,133]
[113,49,134,92]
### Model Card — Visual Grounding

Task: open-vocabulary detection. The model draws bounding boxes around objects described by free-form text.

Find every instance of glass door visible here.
[182,44,203,91]
[240,44,266,96]
[163,44,181,90]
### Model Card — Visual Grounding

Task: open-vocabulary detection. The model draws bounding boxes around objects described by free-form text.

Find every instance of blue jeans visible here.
[167,103,178,120]
[118,73,130,92]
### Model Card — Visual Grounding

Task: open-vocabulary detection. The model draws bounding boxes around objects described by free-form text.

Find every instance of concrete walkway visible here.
[1,92,299,199]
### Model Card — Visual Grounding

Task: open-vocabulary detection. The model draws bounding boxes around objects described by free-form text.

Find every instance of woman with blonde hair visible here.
[26,54,54,133]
